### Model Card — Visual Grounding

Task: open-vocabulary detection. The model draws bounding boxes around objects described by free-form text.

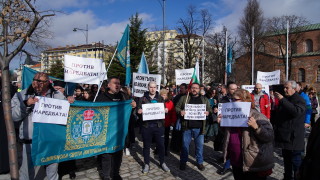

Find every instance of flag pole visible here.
[106,45,118,73]
[93,44,118,102]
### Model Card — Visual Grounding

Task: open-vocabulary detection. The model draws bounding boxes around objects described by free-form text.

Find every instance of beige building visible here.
[41,42,113,73]
[146,30,204,84]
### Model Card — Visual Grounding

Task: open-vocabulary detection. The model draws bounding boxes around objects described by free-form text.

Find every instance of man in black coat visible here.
[274,80,306,180]
[95,77,135,180]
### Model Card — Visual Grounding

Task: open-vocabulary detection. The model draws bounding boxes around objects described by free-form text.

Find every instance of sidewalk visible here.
[0,132,284,180]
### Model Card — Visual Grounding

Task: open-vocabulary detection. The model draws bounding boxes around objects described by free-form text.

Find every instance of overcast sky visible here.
[10,0,320,69]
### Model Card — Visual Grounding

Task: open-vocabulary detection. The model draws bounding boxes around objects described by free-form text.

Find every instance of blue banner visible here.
[31,100,132,166]
[116,25,131,85]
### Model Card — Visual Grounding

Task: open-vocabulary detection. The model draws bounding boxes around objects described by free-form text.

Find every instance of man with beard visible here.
[175,83,211,171]
[95,77,136,180]
[11,72,68,180]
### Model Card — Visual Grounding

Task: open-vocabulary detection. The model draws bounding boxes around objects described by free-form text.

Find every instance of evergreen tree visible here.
[48,60,64,79]
[107,13,158,85]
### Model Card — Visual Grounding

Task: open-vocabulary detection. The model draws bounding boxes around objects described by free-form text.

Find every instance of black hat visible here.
[53,80,66,87]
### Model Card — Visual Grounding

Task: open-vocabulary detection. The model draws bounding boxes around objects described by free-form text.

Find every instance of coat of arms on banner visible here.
[64,106,109,150]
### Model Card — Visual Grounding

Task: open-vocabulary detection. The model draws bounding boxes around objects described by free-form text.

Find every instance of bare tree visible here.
[176,5,212,69]
[265,15,310,78]
[205,28,238,83]
[238,0,264,53]
[0,1,54,179]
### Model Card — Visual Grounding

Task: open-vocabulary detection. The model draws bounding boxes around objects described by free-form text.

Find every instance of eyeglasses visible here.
[33,79,48,84]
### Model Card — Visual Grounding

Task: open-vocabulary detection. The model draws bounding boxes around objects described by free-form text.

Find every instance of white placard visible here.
[175,68,194,85]
[32,97,70,125]
[220,102,251,127]
[184,104,206,120]
[64,55,104,84]
[241,85,270,96]
[256,70,280,85]
[132,73,161,97]
[142,103,165,121]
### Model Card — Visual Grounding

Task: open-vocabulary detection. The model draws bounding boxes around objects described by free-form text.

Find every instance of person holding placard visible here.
[137,81,170,174]
[11,72,67,180]
[175,83,211,171]
[218,89,274,180]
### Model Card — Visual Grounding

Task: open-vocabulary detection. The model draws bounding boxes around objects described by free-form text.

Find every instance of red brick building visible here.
[234,23,320,90]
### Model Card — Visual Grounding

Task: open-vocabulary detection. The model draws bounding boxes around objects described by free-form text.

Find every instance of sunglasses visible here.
[33,79,48,83]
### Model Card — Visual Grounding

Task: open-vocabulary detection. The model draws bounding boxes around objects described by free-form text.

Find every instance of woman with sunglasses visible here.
[218,89,274,180]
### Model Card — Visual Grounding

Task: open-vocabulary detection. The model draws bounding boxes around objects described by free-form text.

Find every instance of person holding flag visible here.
[175,62,211,171]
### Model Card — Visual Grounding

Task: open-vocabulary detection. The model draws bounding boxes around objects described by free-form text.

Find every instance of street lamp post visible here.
[162,0,166,85]
[73,24,89,56]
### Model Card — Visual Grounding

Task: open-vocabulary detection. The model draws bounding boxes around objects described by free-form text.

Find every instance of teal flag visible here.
[22,66,76,96]
[116,25,131,85]
[137,52,149,74]
[31,100,132,166]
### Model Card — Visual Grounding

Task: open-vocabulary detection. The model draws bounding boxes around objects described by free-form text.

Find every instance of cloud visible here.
[48,10,128,47]
[36,0,89,9]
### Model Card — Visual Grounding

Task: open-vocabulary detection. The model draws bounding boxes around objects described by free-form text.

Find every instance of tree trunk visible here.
[1,63,19,180]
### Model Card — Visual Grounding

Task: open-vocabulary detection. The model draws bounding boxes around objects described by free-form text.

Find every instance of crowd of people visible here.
[1,71,320,180]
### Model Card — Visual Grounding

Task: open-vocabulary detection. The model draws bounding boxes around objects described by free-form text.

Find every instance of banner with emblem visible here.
[31,100,132,166]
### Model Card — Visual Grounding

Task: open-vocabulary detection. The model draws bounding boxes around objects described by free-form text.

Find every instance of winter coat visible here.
[299,118,320,180]
[164,100,176,127]
[299,92,312,124]
[274,92,306,151]
[11,85,66,140]
[175,94,212,134]
[137,91,165,128]
[251,93,271,119]
[222,109,274,172]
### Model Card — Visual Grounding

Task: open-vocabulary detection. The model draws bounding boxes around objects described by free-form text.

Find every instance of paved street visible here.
[0,129,285,180]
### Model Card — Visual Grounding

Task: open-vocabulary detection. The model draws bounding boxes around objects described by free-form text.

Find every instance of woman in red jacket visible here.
[160,89,177,155]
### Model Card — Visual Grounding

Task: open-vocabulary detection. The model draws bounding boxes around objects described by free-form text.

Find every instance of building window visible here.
[317,66,320,82]
[291,41,297,54]
[305,39,313,52]
[298,68,305,82]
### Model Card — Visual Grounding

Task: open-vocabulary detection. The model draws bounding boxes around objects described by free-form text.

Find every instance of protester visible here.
[295,82,312,128]
[218,89,274,180]
[95,77,136,180]
[91,84,99,97]
[159,89,176,155]
[298,118,320,180]
[204,106,219,143]
[175,83,211,171]
[308,89,318,128]
[171,83,188,153]
[250,83,270,119]
[218,84,227,102]
[74,86,83,100]
[216,81,237,175]
[11,72,70,180]
[82,89,93,101]
[269,88,279,126]
[137,81,170,174]
[52,80,77,179]
[274,80,306,180]
[121,86,137,156]
[0,71,9,174]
